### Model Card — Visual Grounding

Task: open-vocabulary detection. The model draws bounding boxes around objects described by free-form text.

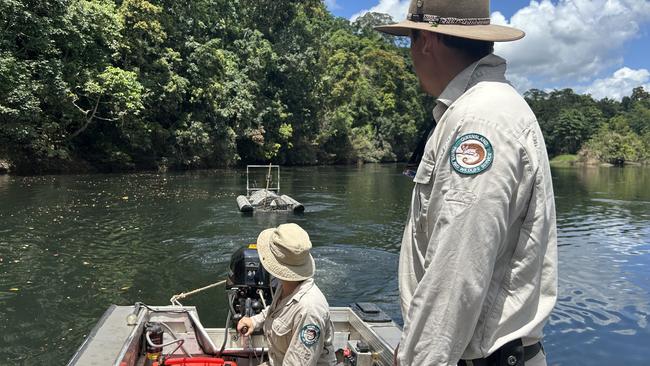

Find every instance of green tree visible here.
[625,104,650,135]
[623,87,650,135]
[70,66,144,138]
[0,3,511,172]
[527,88,605,156]
[117,0,166,68]
[581,115,646,165]
[630,86,650,104]
[596,97,621,119]
[0,0,124,171]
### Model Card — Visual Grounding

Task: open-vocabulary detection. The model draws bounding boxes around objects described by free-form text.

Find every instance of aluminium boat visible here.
[67,246,399,366]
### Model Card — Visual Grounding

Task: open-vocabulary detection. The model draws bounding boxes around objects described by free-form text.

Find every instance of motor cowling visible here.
[226,245,273,328]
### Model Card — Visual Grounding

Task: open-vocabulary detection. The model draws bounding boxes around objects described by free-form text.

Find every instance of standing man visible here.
[375,1,557,365]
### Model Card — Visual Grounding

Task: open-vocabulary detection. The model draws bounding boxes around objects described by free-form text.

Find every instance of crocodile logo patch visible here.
[450,133,493,175]
[299,324,321,347]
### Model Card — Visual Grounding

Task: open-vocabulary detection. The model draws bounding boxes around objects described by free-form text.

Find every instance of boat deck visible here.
[68,305,401,366]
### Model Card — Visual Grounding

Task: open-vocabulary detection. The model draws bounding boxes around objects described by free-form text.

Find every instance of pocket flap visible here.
[271,319,291,336]
[444,188,476,204]
[443,188,476,217]
[413,158,436,184]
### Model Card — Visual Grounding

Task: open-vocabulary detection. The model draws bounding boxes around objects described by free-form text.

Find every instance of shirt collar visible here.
[273,278,315,309]
[433,53,508,123]
[289,278,314,303]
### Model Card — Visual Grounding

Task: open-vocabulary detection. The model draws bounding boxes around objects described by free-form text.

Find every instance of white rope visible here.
[264,163,272,209]
[169,279,227,305]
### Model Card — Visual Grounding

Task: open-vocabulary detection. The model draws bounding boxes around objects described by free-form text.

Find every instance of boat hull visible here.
[68,304,400,366]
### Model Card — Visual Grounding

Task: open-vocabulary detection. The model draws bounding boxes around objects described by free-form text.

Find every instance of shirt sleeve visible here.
[282,309,330,366]
[398,116,534,365]
[250,306,269,331]
[253,283,282,330]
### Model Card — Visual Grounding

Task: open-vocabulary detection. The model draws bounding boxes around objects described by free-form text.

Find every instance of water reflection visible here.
[0,175,8,193]
[0,165,649,365]
[550,167,650,365]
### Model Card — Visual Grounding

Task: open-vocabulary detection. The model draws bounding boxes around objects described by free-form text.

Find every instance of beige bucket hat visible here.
[256,223,315,281]
[375,0,524,42]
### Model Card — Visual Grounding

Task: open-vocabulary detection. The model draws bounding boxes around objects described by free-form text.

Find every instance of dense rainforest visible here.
[1,0,648,174]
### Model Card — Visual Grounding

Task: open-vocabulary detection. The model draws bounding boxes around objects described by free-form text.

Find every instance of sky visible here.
[325,0,650,100]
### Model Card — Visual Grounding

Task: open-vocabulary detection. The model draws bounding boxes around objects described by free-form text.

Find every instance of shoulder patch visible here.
[450,133,494,175]
[299,324,321,347]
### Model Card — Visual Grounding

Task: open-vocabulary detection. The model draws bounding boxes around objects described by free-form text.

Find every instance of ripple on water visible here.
[2,167,650,365]
[549,193,650,364]
[314,245,401,322]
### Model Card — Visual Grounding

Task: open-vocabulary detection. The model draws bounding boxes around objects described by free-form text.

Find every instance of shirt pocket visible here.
[270,318,292,352]
[413,157,436,232]
[443,188,476,218]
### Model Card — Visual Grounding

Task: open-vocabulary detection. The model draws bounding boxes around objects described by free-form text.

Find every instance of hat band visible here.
[408,13,491,26]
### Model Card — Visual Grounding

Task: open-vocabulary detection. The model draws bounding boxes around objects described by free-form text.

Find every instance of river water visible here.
[0,165,649,365]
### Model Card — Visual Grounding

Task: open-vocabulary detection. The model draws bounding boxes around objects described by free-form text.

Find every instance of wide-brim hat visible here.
[374,0,524,42]
[257,223,315,281]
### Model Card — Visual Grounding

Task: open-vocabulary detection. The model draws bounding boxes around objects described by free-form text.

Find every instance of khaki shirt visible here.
[397,54,558,365]
[251,278,336,366]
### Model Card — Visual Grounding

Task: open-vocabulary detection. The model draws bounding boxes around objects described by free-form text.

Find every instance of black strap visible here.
[523,342,542,362]
[403,120,436,178]
[457,341,542,366]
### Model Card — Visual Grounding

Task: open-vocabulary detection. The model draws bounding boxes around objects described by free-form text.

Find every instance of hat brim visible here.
[257,228,315,281]
[375,21,524,42]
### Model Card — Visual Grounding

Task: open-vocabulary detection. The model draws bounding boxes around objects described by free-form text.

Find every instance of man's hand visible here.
[237,317,254,336]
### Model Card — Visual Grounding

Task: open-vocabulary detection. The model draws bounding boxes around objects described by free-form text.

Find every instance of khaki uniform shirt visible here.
[397,54,558,365]
[251,278,336,366]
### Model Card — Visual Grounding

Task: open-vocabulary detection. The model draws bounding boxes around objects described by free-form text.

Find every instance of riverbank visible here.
[550,154,581,167]
[550,154,649,168]
[4,155,649,176]
[0,157,385,176]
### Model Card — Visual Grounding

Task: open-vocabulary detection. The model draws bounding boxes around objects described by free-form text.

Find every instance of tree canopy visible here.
[0,1,432,173]
[526,86,650,165]
[0,1,647,173]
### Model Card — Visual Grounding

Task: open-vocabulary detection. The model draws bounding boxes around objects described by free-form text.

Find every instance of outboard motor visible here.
[226,245,273,330]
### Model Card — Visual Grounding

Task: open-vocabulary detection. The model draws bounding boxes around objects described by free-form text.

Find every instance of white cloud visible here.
[493,0,650,90]
[506,72,535,93]
[350,0,409,22]
[354,0,650,98]
[581,67,650,100]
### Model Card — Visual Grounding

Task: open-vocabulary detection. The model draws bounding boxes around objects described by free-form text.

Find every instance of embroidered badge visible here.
[299,324,321,347]
[450,133,494,175]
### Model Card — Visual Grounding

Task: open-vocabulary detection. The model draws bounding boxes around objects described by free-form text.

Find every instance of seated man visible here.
[237,223,336,366]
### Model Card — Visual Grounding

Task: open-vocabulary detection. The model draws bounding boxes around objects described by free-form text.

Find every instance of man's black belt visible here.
[457,339,543,366]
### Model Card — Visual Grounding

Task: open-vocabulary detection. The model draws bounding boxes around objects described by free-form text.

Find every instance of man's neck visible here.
[431,55,477,97]
[280,280,301,300]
